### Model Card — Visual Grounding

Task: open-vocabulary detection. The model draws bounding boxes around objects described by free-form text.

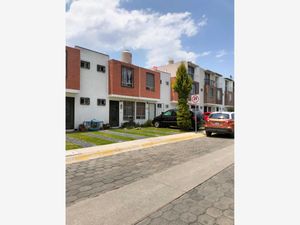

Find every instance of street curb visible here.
[66,132,205,164]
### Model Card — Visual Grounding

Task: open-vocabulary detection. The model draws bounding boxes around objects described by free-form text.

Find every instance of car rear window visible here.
[209,113,230,119]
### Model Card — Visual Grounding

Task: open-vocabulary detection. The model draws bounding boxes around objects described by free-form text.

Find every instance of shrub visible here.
[121,120,136,129]
[141,120,153,127]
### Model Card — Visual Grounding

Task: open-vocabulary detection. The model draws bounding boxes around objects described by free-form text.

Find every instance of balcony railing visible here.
[204,79,215,86]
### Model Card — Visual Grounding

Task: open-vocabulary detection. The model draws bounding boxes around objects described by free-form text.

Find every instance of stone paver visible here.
[66,136,233,206]
[101,129,147,139]
[66,136,95,148]
[134,165,234,225]
[85,132,123,143]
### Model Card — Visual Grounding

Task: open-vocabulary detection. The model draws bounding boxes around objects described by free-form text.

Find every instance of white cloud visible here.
[66,0,205,67]
[198,14,208,27]
[199,51,211,57]
[216,49,227,58]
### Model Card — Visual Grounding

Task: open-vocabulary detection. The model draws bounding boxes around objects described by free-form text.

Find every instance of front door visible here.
[66,97,75,129]
[109,101,119,127]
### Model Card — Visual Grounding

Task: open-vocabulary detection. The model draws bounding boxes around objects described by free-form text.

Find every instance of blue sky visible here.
[66,0,234,78]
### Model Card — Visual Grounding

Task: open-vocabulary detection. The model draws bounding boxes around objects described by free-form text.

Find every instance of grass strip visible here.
[67,133,114,145]
[66,142,82,150]
[94,131,136,141]
[111,128,158,137]
[143,127,184,133]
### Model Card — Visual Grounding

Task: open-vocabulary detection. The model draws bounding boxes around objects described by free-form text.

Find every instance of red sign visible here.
[191,95,199,104]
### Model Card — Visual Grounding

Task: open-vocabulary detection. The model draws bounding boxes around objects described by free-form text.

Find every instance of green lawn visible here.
[111,128,159,137]
[66,142,82,150]
[67,132,114,145]
[94,131,135,141]
[66,127,188,150]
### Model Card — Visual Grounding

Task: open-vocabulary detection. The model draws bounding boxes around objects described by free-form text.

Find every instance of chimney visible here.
[168,58,174,64]
[121,50,132,64]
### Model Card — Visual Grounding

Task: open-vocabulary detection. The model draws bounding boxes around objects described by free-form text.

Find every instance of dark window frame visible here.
[80,97,90,105]
[97,64,106,73]
[123,101,135,120]
[136,102,146,119]
[80,60,90,69]
[97,99,106,106]
[146,72,155,91]
[121,66,134,88]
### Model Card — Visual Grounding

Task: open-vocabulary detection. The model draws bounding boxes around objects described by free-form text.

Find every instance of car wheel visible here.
[206,131,212,137]
[154,121,160,128]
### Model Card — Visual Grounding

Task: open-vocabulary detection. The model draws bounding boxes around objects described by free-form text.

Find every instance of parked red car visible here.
[203,112,211,122]
[204,112,234,137]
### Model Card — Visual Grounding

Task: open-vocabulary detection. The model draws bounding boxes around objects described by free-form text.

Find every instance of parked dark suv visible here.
[152,109,203,129]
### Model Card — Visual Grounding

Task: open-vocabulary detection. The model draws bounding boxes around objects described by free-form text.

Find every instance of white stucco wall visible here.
[155,71,172,115]
[72,47,110,129]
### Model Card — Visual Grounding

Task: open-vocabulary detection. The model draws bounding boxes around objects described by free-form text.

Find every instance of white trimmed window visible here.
[146,73,155,91]
[121,66,134,87]
[136,102,145,119]
[123,101,135,120]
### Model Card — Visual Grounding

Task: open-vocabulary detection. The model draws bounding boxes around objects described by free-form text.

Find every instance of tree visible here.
[173,63,193,130]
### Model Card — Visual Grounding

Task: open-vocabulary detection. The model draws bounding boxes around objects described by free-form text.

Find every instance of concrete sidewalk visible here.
[66,132,205,164]
[66,144,233,225]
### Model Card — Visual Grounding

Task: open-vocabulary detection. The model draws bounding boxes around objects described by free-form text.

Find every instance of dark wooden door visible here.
[66,97,75,129]
[109,101,119,127]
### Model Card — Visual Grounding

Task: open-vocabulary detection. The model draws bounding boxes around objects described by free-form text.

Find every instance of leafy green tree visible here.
[173,63,193,130]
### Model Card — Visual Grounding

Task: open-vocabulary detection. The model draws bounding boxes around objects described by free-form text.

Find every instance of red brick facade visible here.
[66,46,80,90]
[109,59,160,99]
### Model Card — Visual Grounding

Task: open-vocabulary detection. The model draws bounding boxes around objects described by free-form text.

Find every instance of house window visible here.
[121,66,134,87]
[188,66,195,80]
[166,81,169,85]
[157,104,162,108]
[209,87,214,97]
[80,60,90,69]
[160,80,162,84]
[146,73,155,91]
[80,97,90,105]
[97,99,106,106]
[123,101,135,120]
[217,90,221,100]
[136,102,145,119]
[191,83,199,95]
[229,93,232,102]
[165,104,169,109]
[97,65,106,73]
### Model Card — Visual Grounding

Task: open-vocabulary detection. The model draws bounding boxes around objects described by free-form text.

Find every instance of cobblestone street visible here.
[135,165,234,225]
[66,136,233,206]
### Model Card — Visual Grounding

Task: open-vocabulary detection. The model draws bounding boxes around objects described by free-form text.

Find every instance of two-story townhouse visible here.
[223,77,234,111]
[108,51,160,127]
[66,46,109,130]
[151,69,173,116]
[203,70,224,112]
[157,60,204,111]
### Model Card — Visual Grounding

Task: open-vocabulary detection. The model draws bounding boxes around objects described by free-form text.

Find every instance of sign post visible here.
[191,95,200,133]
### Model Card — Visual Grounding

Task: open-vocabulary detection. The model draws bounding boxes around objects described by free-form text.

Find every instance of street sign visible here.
[191,95,200,104]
